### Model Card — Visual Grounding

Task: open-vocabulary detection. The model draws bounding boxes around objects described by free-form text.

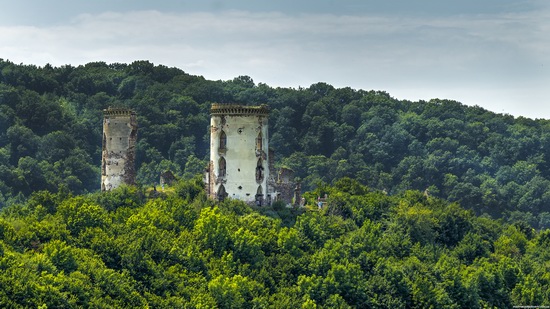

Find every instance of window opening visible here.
[256,158,264,182]
[217,185,227,201]
[219,130,227,149]
[255,185,264,206]
[219,157,226,177]
[256,132,262,151]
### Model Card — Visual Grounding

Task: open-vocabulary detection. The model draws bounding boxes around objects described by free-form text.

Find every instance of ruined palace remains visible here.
[205,103,300,206]
[101,108,137,191]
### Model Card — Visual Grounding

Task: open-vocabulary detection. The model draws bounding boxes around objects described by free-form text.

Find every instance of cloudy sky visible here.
[0,0,549,118]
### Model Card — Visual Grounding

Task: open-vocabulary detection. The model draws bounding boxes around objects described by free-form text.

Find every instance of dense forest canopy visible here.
[0,178,549,307]
[1,59,550,226]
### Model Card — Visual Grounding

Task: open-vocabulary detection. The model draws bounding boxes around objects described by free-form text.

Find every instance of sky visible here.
[0,0,549,119]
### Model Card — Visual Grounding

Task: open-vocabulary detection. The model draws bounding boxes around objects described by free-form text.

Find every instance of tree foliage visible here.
[1,59,550,225]
[1,59,550,306]
[0,178,548,307]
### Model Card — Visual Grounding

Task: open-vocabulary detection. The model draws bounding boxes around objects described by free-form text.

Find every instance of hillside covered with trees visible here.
[1,178,549,308]
[1,59,550,226]
[1,60,550,307]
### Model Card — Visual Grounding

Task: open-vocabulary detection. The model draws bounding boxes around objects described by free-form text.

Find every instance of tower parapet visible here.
[210,103,269,116]
[101,108,137,191]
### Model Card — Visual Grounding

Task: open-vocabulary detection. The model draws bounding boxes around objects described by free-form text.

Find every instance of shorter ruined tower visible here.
[101,108,137,191]
[206,104,270,205]
[270,167,302,206]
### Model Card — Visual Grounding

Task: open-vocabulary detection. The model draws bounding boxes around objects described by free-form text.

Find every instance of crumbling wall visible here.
[204,160,215,199]
[271,167,301,206]
[160,170,178,186]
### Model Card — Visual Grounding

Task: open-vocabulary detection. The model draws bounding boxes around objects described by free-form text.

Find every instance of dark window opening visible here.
[219,130,227,149]
[256,132,262,151]
[255,185,264,206]
[256,158,264,182]
[217,185,227,201]
[219,157,226,177]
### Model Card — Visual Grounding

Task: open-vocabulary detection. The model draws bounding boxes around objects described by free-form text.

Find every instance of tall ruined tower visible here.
[101,108,137,191]
[206,104,270,205]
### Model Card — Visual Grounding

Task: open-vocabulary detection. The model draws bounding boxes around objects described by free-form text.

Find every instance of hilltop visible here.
[1,59,550,307]
[1,59,550,227]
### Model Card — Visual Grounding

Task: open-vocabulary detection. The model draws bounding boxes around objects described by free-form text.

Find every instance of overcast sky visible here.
[0,0,549,118]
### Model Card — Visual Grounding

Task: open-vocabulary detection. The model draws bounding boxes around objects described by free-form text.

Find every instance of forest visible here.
[1,59,550,226]
[1,59,550,307]
[1,177,549,308]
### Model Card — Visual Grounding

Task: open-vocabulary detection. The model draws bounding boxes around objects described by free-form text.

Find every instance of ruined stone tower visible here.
[206,104,271,205]
[101,108,137,191]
